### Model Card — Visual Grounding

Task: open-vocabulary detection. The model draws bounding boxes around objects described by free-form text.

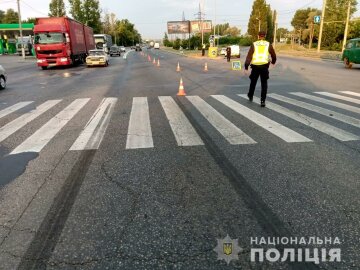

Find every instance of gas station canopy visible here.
[0,23,34,31]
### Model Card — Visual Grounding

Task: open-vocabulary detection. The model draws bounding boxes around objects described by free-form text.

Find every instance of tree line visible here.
[247,0,360,51]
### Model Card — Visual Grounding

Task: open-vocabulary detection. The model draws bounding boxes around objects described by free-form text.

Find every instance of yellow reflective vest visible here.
[251,40,270,65]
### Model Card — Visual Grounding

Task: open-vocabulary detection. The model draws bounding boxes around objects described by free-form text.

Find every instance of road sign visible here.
[231,60,242,71]
[314,16,321,24]
[208,47,218,58]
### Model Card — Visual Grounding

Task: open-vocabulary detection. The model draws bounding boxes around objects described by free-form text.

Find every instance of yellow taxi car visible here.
[86,49,109,67]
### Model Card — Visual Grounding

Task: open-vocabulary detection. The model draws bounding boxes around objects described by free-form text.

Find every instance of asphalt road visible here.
[0,49,359,270]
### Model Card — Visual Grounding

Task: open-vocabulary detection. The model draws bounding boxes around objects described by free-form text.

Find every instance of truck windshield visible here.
[34,33,64,44]
[95,37,105,49]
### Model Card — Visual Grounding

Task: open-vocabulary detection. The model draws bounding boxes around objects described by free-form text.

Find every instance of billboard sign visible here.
[190,20,212,33]
[167,21,190,34]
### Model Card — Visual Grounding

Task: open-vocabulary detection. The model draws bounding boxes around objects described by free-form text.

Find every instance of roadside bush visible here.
[173,38,181,50]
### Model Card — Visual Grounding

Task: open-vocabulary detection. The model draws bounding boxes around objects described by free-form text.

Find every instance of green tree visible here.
[82,0,102,33]
[3,9,19,24]
[49,0,66,17]
[266,5,274,42]
[223,26,241,36]
[116,19,141,46]
[69,0,84,22]
[349,18,360,38]
[163,33,171,47]
[0,10,5,23]
[247,0,270,40]
[22,17,36,24]
[213,23,230,36]
[69,0,102,32]
[322,0,358,49]
[276,27,289,41]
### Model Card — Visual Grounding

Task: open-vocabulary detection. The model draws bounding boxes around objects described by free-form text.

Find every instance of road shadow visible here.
[0,152,38,187]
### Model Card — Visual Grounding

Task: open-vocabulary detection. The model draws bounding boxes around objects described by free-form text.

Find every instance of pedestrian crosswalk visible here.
[0,91,359,156]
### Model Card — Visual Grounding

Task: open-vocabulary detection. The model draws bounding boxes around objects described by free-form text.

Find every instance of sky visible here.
[0,0,359,39]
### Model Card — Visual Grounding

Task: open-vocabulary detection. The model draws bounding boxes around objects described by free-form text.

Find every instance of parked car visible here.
[86,49,109,67]
[154,42,160,49]
[119,46,126,52]
[229,45,240,58]
[342,38,360,68]
[135,43,142,51]
[109,45,121,57]
[0,65,7,89]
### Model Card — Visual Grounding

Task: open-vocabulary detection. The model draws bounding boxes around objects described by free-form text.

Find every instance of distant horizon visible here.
[0,0,359,39]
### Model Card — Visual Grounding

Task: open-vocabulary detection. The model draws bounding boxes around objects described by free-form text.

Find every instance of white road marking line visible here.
[70,98,117,151]
[186,96,256,145]
[268,94,360,128]
[339,91,360,98]
[242,95,359,142]
[290,92,360,114]
[159,96,203,146]
[0,101,33,119]
[10,98,90,154]
[126,97,153,149]
[212,95,311,143]
[315,92,360,105]
[0,100,61,143]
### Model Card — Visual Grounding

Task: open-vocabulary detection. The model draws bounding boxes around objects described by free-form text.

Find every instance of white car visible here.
[229,45,240,58]
[0,65,7,89]
[86,50,109,67]
[220,47,227,56]
[154,43,160,49]
[119,46,126,52]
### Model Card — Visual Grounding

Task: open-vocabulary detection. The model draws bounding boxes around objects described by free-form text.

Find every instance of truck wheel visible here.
[41,66,48,70]
[0,76,6,90]
[344,58,352,69]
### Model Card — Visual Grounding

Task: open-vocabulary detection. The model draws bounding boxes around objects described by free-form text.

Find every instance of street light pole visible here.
[17,0,25,59]
[317,0,327,53]
[342,0,351,52]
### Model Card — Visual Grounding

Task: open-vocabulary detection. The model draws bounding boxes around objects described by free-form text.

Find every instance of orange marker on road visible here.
[153,58,156,64]
[177,78,186,96]
[204,62,208,72]
[157,59,160,67]
[176,62,180,72]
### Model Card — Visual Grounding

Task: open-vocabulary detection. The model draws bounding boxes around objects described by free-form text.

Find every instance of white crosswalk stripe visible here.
[240,95,359,141]
[290,92,360,114]
[10,98,90,155]
[0,101,33,119]
[0,100,61,143]
[212,95,312,143]
[159,96,203,146]
[339,91,360,98]
[1,91,359,156]
[126,97,153,149]
[268,94,360,128]
[186,96,256,144]
[315,92,360,105]
[70,98,117,151]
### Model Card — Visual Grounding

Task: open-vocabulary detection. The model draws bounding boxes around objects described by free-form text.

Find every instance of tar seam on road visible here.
[175,97,319,270]
[17,150,96,270]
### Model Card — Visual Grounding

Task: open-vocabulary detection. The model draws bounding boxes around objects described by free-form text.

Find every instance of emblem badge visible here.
[214,234,242,265]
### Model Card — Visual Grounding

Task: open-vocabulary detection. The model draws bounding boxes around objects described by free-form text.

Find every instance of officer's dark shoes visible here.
[261,100,266,107]
[247,93,253,102]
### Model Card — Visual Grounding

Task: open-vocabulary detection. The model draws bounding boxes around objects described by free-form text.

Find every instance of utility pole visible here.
[317,0,327,53]
[342,0,351,52]
[17,0,25,59]
[273,10,277,48]
[201,0,205,46]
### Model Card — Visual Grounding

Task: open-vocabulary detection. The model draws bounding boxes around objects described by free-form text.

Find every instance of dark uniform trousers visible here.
[248,63,270,101]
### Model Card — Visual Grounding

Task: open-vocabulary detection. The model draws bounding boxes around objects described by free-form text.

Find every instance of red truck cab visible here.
[34,17,95,70]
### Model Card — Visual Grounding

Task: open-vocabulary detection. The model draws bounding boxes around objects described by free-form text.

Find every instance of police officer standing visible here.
[226,46,231,62]
[244,31,276,107]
